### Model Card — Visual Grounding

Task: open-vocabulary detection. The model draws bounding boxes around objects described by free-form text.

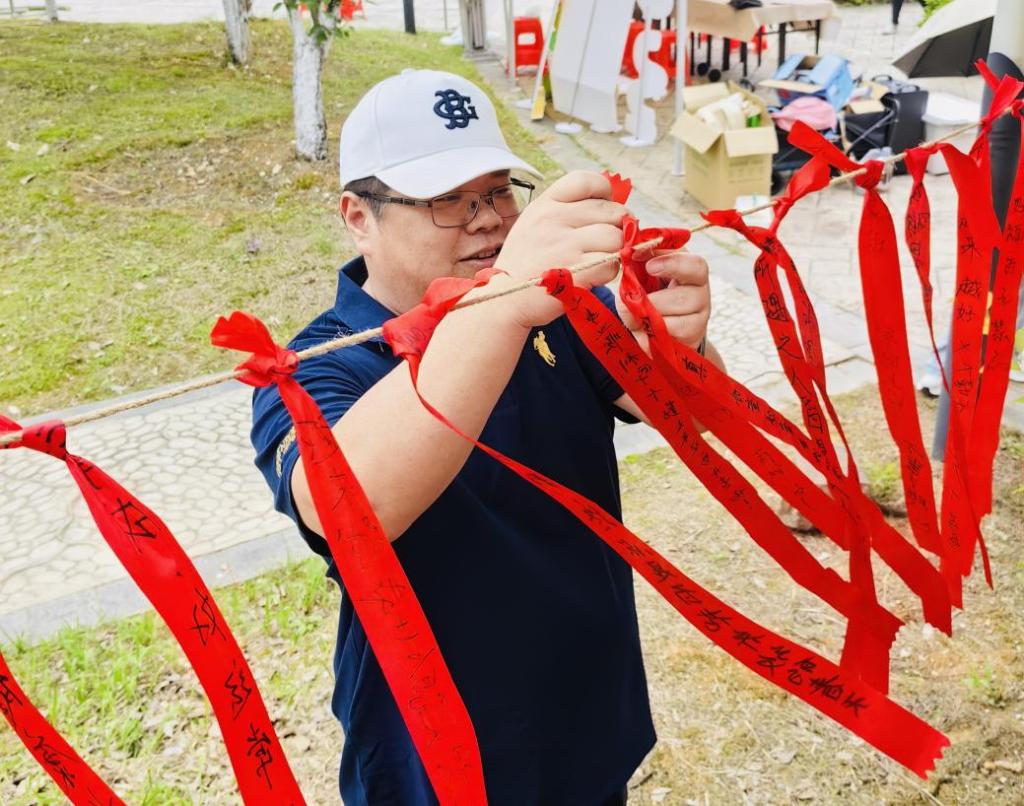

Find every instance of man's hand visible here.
[615,249,711,354]
[495,171,625,330]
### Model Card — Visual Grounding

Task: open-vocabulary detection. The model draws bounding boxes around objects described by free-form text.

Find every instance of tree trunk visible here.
[44,0,57,21]
[288,9,334,161]
[222,0,251,65]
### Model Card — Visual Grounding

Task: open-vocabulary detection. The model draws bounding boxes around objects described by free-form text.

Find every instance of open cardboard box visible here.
[670,82,778,211]
[760,53,855,112]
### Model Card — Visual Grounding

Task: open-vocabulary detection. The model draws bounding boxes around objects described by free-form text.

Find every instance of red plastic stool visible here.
[511,17,544,75]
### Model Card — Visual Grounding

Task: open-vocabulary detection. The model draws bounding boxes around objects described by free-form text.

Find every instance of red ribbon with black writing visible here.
[211,312,487,806]
[379,270,949,777]
[932,145,1001,587]
[786,123,943,557]
[611,193,952,651]
[700,141,958,684]
[0,647,123,805]
[968,68,1024,517]
[0,415,304,805]
[698,211,889,690]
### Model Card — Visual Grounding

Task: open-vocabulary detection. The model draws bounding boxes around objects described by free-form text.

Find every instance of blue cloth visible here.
[251,258,655,805]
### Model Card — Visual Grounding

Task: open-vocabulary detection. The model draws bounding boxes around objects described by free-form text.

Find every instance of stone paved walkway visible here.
[2,1,1020,641]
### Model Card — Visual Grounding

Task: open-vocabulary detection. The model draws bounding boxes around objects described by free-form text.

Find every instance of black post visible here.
[403,0,416,34]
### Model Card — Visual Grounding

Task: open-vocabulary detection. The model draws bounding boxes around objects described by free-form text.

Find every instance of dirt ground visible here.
[619,386,1024,806]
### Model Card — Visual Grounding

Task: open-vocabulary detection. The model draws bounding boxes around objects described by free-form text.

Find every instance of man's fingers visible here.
[562,198,628,229]
[544,170,614,203]
[614,304,708,345]
[647,252,709,287]
[662,312,709,346]
[573,222,624,257]
[575,256,620,289]
[643,285,710,317]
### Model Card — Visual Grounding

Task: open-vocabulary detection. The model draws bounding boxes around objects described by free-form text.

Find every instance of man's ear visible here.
[340,192,379,256]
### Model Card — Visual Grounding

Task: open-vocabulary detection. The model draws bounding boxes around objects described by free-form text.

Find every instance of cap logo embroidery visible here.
[433,89,479,130]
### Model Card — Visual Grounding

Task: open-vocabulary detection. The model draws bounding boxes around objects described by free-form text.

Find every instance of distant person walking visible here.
[891,0,904,26]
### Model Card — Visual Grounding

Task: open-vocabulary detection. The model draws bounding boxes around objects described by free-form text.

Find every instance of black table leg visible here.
[690,30,696,76]
[779,22,787,64]
[757,28,763,68]
[814,19,821,54]
[707,32,712,66]
[740,41,748,77]
[723,37,731,71]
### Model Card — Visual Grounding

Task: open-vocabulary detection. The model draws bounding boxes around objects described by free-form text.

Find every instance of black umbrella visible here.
[893,0,994,78]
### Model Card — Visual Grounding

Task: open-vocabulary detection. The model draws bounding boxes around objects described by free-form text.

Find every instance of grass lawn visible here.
[0,19,560,417]
[1,386,1022,804]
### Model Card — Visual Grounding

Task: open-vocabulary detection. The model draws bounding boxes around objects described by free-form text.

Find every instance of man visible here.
[251,69,723,804]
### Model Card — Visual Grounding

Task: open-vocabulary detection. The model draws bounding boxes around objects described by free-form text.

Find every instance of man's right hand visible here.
[495,170,626,329]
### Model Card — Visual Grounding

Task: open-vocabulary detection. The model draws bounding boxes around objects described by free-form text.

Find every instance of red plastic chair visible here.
[340,0,366,21]
[511,17,544,75]
[728,26,767,53]
[622,23,677,81]
[621,21,645,78]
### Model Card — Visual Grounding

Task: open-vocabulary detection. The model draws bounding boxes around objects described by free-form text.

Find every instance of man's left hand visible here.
[614,249,711,354]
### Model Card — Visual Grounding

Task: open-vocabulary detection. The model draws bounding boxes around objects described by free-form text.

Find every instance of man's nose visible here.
[467,197,503,232]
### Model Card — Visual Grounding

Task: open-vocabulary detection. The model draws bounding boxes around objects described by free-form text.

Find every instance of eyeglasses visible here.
[356,178,535,228]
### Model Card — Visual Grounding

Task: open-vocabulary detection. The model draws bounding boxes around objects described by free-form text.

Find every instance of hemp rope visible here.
[0,115,1006,447]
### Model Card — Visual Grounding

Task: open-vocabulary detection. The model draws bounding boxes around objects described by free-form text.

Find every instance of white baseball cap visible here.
[339,69,542,198]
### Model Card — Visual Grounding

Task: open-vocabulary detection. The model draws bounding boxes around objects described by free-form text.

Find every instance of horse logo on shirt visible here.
[532,330,556,367]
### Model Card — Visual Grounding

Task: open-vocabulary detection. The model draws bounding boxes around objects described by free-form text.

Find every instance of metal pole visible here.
[443,0,449,31]
[507,0,516,81]
[673,0,688,176]
[403,0,416,34]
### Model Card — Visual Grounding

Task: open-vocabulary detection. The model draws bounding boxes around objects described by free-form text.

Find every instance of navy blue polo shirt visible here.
[251,257,654,805]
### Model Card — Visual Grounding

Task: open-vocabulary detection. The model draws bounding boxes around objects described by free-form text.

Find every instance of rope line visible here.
[0,112,1007,447]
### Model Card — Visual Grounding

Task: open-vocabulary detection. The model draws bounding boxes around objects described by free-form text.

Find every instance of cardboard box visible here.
[760,53,855,112]
[670,82,778,211]
[846,80,888,115]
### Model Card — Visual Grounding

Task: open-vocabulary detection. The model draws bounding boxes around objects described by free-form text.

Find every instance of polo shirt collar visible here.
[334,256,397,343]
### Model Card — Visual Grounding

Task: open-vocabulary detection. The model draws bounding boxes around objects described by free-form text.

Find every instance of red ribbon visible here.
[904,145,948,400]
[932,146,1000,588]
[618,197,952,644]
[0,645,123,804]
[211,312,487,806]
[970,61,1024,199]
[379,270,949,778]
[786,123,945,558]
[0,415,304,805]
[701,206,895,689]
[968,74,1024,517]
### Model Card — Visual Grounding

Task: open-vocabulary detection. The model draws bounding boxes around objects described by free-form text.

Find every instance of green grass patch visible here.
[0,557,337,804]
[0,19,560,416]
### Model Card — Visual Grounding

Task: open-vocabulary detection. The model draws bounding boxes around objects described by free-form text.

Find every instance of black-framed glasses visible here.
[357,177,535,228]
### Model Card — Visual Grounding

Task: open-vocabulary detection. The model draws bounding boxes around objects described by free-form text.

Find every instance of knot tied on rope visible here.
[602,170,690,293]
[210,311,299,387]
[855,160,885,192]
[0,417,68,460]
